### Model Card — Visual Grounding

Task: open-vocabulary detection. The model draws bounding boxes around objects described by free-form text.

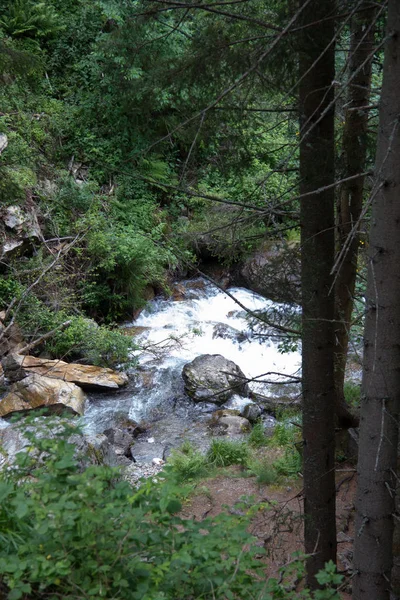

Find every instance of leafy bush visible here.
[273,446,303,479]
[267,418,303,479]
[0,0,62,39]
[207,439,249,468]
[0,277,23,310]
[269,420,299,447]
[0,422,261,600]
[248,422,269,448]
[13,293,134,367]
[0,421,343,600]
[246,457,277,485]
[48,316,135,367]
[166,441,209,483]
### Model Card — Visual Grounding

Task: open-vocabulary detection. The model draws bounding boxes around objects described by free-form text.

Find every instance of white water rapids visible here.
[0,278,302,460]
[84,278,301,441]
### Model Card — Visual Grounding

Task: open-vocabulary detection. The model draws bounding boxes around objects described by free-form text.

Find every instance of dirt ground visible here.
[180,465,356,598]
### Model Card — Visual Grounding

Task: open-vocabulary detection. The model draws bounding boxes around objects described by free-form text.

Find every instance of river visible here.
[83,278,301,461]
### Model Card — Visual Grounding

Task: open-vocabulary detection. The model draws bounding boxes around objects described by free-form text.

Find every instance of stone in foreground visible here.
[2,353,128,390]
[209,409,251,435]
[182,354,250,404]
[0,374,86,417]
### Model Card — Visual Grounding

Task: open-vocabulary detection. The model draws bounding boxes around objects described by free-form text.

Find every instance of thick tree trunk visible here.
[299,0,337,588]
[353,2,400,598]
[334,2,376,430]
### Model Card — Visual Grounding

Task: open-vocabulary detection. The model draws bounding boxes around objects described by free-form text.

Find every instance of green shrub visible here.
[0,0,63,39]
[48,316,135,367]
[0,421,343,600]
[167,442,209,483]
[268,418,303,479]
[273,446,303,479]
[248,422,269,448]
[246,457,277,485]
[0,277,23,310]
[0,422,261,600]
[268,417,301,448]
[14,294,134,367]
[207,439,249,468]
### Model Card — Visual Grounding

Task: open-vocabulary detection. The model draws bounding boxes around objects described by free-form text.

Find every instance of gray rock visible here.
[234,241,301,305]
[182,354,250,404]
[0,134,8,155]
[241,403,262,423]
[212,323,247,343]
[209,409,250,436]
[217,415,250,435]
[0,417,132,472]
[1,204,42,261]
[252,393,301,415]
[103,427,135,457]
[130,439,166,464]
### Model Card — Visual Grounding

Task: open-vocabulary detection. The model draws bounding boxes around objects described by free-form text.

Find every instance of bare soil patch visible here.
[180,465,356,598]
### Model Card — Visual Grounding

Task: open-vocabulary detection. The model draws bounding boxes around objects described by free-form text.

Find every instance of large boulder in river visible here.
[0,374,86,418]
[234,241,301,305]
[182,354,250,404]
[2,354,128,390]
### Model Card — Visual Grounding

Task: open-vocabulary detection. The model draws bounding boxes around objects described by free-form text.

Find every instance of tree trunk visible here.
[353,2,400,598]
[299,0,337,588]
[334,2,376,430]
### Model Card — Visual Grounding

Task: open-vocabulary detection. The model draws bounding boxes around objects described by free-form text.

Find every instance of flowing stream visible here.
[84,278,301,461]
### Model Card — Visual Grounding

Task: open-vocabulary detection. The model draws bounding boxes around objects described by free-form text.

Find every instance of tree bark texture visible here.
[299,0,337,588]
[334,2,376,430]
[353,2,400,598]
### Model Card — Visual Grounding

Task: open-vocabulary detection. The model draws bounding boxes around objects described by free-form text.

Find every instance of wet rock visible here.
[0,374,86,418]
[162,443,174,461]
[209,409,250,436]
[252,393,301,415]
[1,204,42,261]
[120,326,150,337]
[172,283,186,301]
[182,354,250,404]
[2,353,128,390]
[103,427,135,457]
[240,403,262,423]
[113,416,147,437]
[0,134,8,155]
[234,241,301,305]
[130,438,166,464]
[85,433,132,467]
[212,323,247,343]
[135,368,156,389]
[171,279,208,301]
[185,279,207,293]
[0,417,131,471]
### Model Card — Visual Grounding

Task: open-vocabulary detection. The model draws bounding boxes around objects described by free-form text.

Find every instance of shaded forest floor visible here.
[180,465,356,598]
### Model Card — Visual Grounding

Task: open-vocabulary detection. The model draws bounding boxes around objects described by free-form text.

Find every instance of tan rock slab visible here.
[2,354,128,390]
[0,374,86,417]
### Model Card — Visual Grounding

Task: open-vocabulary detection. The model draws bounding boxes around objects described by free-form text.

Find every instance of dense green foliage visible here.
[0,0,373,364]
[0,419,343,600]
[0,0,302,362]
